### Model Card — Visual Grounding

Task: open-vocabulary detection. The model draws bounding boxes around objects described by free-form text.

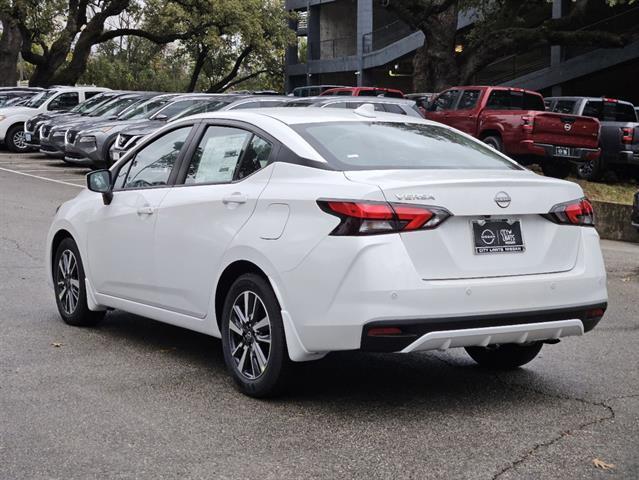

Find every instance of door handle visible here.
[137,206,155,215]
[222,193,248,205]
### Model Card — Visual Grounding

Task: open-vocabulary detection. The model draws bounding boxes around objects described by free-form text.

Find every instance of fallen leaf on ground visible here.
[51,342,63,348]
[593,458,615,471]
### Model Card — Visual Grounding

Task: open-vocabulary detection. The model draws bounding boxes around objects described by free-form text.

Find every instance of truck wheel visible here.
[465,342,543,369]
[6,124,30,153]
[482,135,503,152]
[577,157,604,181]
[541,160,571,179]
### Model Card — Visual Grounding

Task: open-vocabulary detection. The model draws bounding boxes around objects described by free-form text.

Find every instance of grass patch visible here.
[568,177,637,205]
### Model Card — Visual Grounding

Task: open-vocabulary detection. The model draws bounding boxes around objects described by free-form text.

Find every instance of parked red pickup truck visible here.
[425,86,601,178]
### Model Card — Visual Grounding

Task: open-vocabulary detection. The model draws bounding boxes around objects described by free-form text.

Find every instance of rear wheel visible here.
[6,124,30,153]
[465,342,543,369]
[541,159,571,179]
[482,135,503,152]
[53,238,105,327]
[221,273,291,397]
[577,156,605,181]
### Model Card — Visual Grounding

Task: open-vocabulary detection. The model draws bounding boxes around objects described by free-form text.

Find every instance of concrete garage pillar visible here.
[550,0,569,96]
[357,0,373,86]
[307,4,321,85]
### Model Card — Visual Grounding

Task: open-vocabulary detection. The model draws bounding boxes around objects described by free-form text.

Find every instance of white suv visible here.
[46,108,607,397]
[0,86,108,152]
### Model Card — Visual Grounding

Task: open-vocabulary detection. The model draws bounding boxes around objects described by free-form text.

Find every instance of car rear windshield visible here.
[485,90,545,111]
[293,121,521,170]
[582,100,638,122]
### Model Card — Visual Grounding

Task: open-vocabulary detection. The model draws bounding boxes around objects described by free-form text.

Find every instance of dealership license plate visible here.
[472,219,525,254]
[554,146,572,157]
[25,133,31,142]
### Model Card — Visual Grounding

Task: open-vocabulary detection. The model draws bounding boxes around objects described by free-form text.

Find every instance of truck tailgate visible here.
[532,112,599,148]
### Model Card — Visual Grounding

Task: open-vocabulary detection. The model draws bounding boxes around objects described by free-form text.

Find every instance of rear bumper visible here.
[280,227,607,354]
[361,303,605,352]
[613,150,639,166]
[527,141,600,162]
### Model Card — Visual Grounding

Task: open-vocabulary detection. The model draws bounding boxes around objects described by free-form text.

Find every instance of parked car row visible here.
[1,87,425,170]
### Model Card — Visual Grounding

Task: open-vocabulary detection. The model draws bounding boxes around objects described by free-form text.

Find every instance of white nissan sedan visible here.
[46,107,608,397]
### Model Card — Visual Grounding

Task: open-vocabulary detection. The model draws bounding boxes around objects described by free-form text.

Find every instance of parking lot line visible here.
[0,166,83,188]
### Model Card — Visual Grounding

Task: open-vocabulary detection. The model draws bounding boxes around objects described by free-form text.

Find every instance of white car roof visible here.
[183,107,434,126]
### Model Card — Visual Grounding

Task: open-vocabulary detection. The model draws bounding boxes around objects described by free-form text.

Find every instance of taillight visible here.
[621,127,634,145]
[521,115,534,133]
[543,197,594,227]
[318,200,452,235]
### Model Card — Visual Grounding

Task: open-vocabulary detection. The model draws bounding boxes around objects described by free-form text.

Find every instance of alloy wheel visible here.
[228,290,272,380]
[13,130,27,150]
[578,160,594,178]
[56,249,80,315]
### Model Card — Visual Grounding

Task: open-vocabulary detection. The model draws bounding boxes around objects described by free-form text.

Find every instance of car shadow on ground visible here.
[97,310,556,408]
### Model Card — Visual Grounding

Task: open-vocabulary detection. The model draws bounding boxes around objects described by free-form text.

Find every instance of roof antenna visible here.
[354,103,377,118]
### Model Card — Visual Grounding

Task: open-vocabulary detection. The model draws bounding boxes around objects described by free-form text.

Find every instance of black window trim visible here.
[111,121,201,192]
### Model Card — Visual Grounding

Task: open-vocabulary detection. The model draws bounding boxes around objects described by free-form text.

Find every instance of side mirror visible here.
[154,114,168,121]
[87,169,113,205]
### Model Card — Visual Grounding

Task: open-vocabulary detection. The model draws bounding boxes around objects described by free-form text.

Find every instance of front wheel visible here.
[221,274,291,397]
[6,124,30,153]
[465,342,543,369]
[541,159,571,179]
[53,238,105,327]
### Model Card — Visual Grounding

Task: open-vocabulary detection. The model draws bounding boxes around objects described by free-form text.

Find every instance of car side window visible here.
[233,101,262,109]
[184,126,272,185]
[48,92,79,111]
[428,90,459,112]
[552,100,576,114]
[114,126,192,190]
[457,90,480,110]
[485,90,511,110]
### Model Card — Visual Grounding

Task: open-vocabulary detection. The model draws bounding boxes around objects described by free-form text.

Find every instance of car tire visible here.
[53,237,105,327]
[6,124,30,153]
[465,342,543,369]
[483,135,503,152]
[221,273,291,397]
[541,159,571,179]
[576,156,605,181]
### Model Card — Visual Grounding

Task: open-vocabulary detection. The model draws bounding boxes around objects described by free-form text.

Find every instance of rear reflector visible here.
[318,200,451,235]
[368,327,403,336]
[585,308,605,319]
[543,197,595,227]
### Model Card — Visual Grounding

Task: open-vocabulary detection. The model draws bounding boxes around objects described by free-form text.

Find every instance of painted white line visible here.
[0,166,83,188]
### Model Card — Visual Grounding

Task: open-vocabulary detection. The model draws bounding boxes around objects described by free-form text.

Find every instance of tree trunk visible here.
[412,5,460,92]
[0,15,21,86]
[187,46,208,92]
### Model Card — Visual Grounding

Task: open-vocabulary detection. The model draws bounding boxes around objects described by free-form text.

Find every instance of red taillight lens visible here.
[543,197,595,227]
[318,200,451,235]
[621,127,634,144]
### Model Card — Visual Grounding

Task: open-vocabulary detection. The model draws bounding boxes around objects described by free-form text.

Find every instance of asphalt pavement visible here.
[1,152,638,480]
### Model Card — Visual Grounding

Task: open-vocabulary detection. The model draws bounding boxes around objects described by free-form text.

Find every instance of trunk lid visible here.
[344,169,585,280]
[531,112,599,148]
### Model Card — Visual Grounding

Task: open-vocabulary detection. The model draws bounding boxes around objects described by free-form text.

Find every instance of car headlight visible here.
[77,135,97,150]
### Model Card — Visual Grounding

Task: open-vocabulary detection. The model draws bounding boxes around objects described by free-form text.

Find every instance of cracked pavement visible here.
[1,157,638,479]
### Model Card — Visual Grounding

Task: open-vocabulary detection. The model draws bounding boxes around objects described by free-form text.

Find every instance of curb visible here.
[592,200,639,243]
